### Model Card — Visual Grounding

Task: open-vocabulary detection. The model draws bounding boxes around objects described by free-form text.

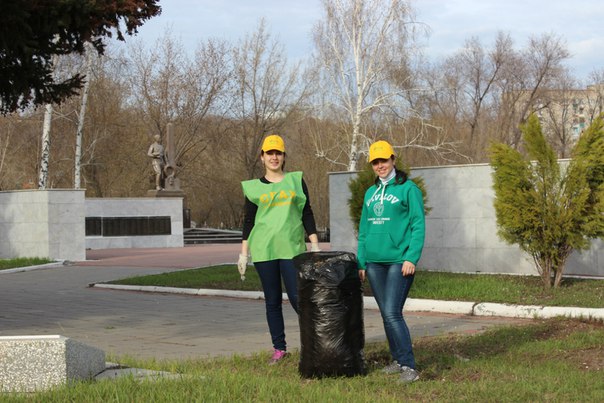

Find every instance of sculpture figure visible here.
[147,134,165,190]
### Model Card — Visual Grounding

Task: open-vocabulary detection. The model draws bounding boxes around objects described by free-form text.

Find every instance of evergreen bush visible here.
[489,114,604,288]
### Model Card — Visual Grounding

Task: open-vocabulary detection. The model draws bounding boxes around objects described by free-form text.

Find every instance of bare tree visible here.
[229,19,312,179]
[74,42,97,189]
[30,45,148,196]
[37,103,53,189]
[414,33,515,162]
[496,33,571,148]
[534,72,583,158]
[0,113,42,189]
[312,0,423,170]
[126,33,231,175]
[423,32,571,161]
[36,51,89,189]
[0,116,16,189]
[450,34,513,155]
[584,69,604,121]
[72,47,134,196]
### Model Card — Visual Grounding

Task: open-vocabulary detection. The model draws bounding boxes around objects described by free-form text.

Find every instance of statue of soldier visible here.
[147,134,165,190]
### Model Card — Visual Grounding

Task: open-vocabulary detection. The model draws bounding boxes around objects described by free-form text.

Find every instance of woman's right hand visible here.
[358,270,366,282]
[402,261,416,276]
[237,254,248,281]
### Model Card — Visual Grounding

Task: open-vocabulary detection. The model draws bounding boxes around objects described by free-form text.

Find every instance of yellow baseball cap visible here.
[261,135,285,152]
[368,140,395,162]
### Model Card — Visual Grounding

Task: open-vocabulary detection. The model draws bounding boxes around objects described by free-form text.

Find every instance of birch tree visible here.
[311,0,420,171]
[37,50,86,189]
[37,103,53,189]
[74,42,96,189]
[37,46,59,191]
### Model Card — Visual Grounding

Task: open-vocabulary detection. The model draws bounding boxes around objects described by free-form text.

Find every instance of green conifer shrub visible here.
[489,113,604,288]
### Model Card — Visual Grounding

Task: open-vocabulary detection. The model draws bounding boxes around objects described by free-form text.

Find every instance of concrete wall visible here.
[329,163,603,277]
[0,189,85,261]
[85,197,184,249]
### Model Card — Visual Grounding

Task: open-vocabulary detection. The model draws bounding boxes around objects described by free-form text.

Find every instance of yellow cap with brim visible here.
[262,135,285,152]
[368,140,395,162]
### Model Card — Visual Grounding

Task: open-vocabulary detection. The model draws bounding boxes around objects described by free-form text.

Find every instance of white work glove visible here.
[237,254,248,281]
[310,243,321,252]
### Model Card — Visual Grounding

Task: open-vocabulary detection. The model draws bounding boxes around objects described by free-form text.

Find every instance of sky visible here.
[128,0,604,82]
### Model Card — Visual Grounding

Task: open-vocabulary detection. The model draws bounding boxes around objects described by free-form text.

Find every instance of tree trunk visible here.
[38,103,53,189]
[74,42,94,189]
[84,164,103,197]
[534,254,553,289]
[553,265,564,288]
[552,247,573,288]
[0,127,10,187]
[348,121,360,171]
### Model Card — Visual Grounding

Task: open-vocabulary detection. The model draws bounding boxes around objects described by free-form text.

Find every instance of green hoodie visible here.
[357,176,425,269]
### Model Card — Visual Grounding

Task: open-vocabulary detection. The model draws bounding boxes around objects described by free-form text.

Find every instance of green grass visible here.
[7,318,604,402]
[108,265,604,308]
[0,257,53,270]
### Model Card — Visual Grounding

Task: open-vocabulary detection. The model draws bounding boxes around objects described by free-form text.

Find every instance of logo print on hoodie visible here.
[373,202,384,216]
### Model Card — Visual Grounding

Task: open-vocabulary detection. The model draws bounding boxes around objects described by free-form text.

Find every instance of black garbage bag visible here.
[294,251,367,378]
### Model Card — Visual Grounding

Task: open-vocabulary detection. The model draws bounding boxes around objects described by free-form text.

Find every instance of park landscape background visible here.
[1,1,603,236]
[1,2,604,400]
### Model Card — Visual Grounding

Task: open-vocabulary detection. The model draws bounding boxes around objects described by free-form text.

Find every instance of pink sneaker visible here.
[268,349,288,365]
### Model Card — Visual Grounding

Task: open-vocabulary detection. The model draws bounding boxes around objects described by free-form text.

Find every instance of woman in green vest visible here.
[238,134,320,365]
[357,140,425,384]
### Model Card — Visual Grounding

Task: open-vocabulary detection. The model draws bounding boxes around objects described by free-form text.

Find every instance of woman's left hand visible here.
[401,261,415,276]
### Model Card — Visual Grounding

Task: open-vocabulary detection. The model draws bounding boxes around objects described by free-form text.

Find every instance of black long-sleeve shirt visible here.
[242,176,318,240]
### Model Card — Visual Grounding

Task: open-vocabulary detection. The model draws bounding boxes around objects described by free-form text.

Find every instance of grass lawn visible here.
[108,264,604,308]
[6,258,603,400]
[10,318,604,402]
[0,257,53,270]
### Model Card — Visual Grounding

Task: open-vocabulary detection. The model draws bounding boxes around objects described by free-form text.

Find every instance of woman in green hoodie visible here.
[357,140,425,384]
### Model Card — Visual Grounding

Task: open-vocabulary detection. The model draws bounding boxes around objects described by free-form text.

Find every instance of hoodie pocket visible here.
[365,232,400,262]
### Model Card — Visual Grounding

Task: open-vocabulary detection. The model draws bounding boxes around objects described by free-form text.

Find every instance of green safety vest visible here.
[242,171,307,262]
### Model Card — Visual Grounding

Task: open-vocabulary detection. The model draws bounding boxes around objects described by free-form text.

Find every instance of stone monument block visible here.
[0,335,105,392]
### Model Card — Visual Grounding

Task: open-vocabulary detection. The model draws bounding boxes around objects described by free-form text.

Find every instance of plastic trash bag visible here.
[294,251,367,378]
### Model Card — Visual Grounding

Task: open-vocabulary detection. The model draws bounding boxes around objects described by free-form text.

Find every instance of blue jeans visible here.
[254,259,299,351]
[366,262,416,368]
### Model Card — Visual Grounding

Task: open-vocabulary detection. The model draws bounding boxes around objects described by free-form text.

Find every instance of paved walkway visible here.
[0,244,528,361]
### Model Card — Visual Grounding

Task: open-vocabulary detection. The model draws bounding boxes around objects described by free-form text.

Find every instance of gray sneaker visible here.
[399,366,420,383]
[381,361,402,375]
